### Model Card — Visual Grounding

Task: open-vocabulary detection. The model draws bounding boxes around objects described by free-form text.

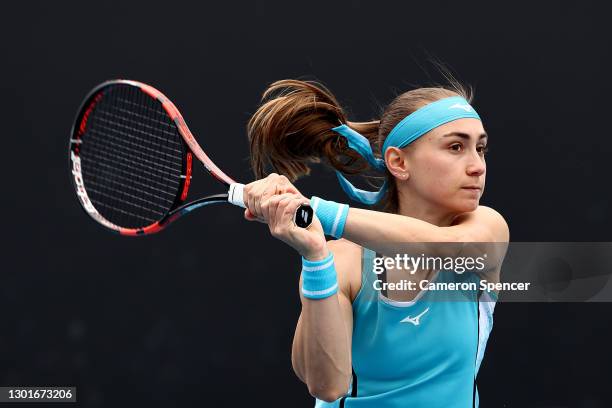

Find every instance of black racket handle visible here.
[228,183,313,228]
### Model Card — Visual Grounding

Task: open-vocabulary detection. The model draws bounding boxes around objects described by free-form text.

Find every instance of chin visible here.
[455,200,479,213]
[467,200,480,211]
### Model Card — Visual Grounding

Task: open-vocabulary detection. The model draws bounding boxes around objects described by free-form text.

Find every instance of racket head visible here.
[69,80,195,236]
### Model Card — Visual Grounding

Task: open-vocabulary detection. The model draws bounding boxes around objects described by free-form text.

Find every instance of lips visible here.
[461,185,481,190]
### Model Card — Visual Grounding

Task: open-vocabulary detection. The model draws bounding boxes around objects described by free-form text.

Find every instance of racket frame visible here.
[69,80,235,236]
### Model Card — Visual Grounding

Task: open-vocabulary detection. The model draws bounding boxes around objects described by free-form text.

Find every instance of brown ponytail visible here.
[247,77,473,213]
[247,80,378,181]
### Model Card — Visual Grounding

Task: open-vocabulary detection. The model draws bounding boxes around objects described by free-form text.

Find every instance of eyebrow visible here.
[441,131,488,141]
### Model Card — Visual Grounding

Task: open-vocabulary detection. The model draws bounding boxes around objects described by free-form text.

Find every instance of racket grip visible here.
[228,183,313,228]
[228,183,247,208]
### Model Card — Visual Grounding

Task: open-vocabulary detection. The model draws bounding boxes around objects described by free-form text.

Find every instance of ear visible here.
[384,147,410,181]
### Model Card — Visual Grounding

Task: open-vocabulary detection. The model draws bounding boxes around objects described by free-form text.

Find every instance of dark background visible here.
[2,0,611,407]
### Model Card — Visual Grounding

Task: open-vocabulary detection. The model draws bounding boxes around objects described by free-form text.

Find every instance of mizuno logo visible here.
[449,103,473,112]
[400,307,430,326]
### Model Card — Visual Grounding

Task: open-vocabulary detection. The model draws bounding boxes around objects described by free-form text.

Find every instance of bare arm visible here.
[342,205,509,260]
[243,175,509,259]
[291,240,358,402]
[237,180,357,401]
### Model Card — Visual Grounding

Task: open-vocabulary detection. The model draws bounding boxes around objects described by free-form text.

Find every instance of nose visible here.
[466,150,486,177]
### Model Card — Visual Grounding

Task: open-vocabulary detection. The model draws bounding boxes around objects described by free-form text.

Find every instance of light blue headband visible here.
[331,96,481,204]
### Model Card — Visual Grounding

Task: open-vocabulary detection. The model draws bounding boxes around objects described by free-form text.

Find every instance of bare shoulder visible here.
[452,205,510,243]
[326,239,363,302]
[451,206,509,281]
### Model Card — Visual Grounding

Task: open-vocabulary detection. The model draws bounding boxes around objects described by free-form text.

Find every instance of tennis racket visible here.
[68,79,313,236]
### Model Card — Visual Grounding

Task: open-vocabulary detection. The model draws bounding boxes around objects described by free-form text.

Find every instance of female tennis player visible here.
[241,79,509,408]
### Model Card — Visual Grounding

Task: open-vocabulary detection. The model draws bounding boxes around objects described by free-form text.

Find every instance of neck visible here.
[396,190,458,227]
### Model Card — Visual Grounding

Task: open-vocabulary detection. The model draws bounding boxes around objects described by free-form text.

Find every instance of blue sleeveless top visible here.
[315,247,496,408]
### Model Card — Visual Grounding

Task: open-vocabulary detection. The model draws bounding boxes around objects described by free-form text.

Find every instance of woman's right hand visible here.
[242,173,304,222]
[258,192,328,261]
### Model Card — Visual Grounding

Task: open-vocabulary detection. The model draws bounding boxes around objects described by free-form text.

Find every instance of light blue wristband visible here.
[310,196,349,238]
[301,252,338,300]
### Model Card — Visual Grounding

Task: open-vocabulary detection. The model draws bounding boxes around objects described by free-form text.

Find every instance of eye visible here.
[449,143,489,155]
[450,143,463,152]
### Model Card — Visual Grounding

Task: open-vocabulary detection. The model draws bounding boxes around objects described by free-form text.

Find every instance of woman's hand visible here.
[242,173,304,222]
[249,192,328,261]
[242,173,327,259]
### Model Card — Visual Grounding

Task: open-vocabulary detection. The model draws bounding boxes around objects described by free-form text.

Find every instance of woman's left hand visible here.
[258,192,327,259]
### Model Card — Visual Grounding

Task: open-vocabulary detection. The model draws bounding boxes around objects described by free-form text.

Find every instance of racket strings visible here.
[89,116,183,158]
[79,150,179,191]
[94,109,182,146]
[81,160,177,198]
[87,126,182,171]
[82,88,162,226]
[79,84,185,228]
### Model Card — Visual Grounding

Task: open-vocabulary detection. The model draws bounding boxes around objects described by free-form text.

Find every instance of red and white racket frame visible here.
[69,79,241,236]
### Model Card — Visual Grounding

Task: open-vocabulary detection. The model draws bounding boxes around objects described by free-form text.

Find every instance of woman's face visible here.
[401,118,488,213]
